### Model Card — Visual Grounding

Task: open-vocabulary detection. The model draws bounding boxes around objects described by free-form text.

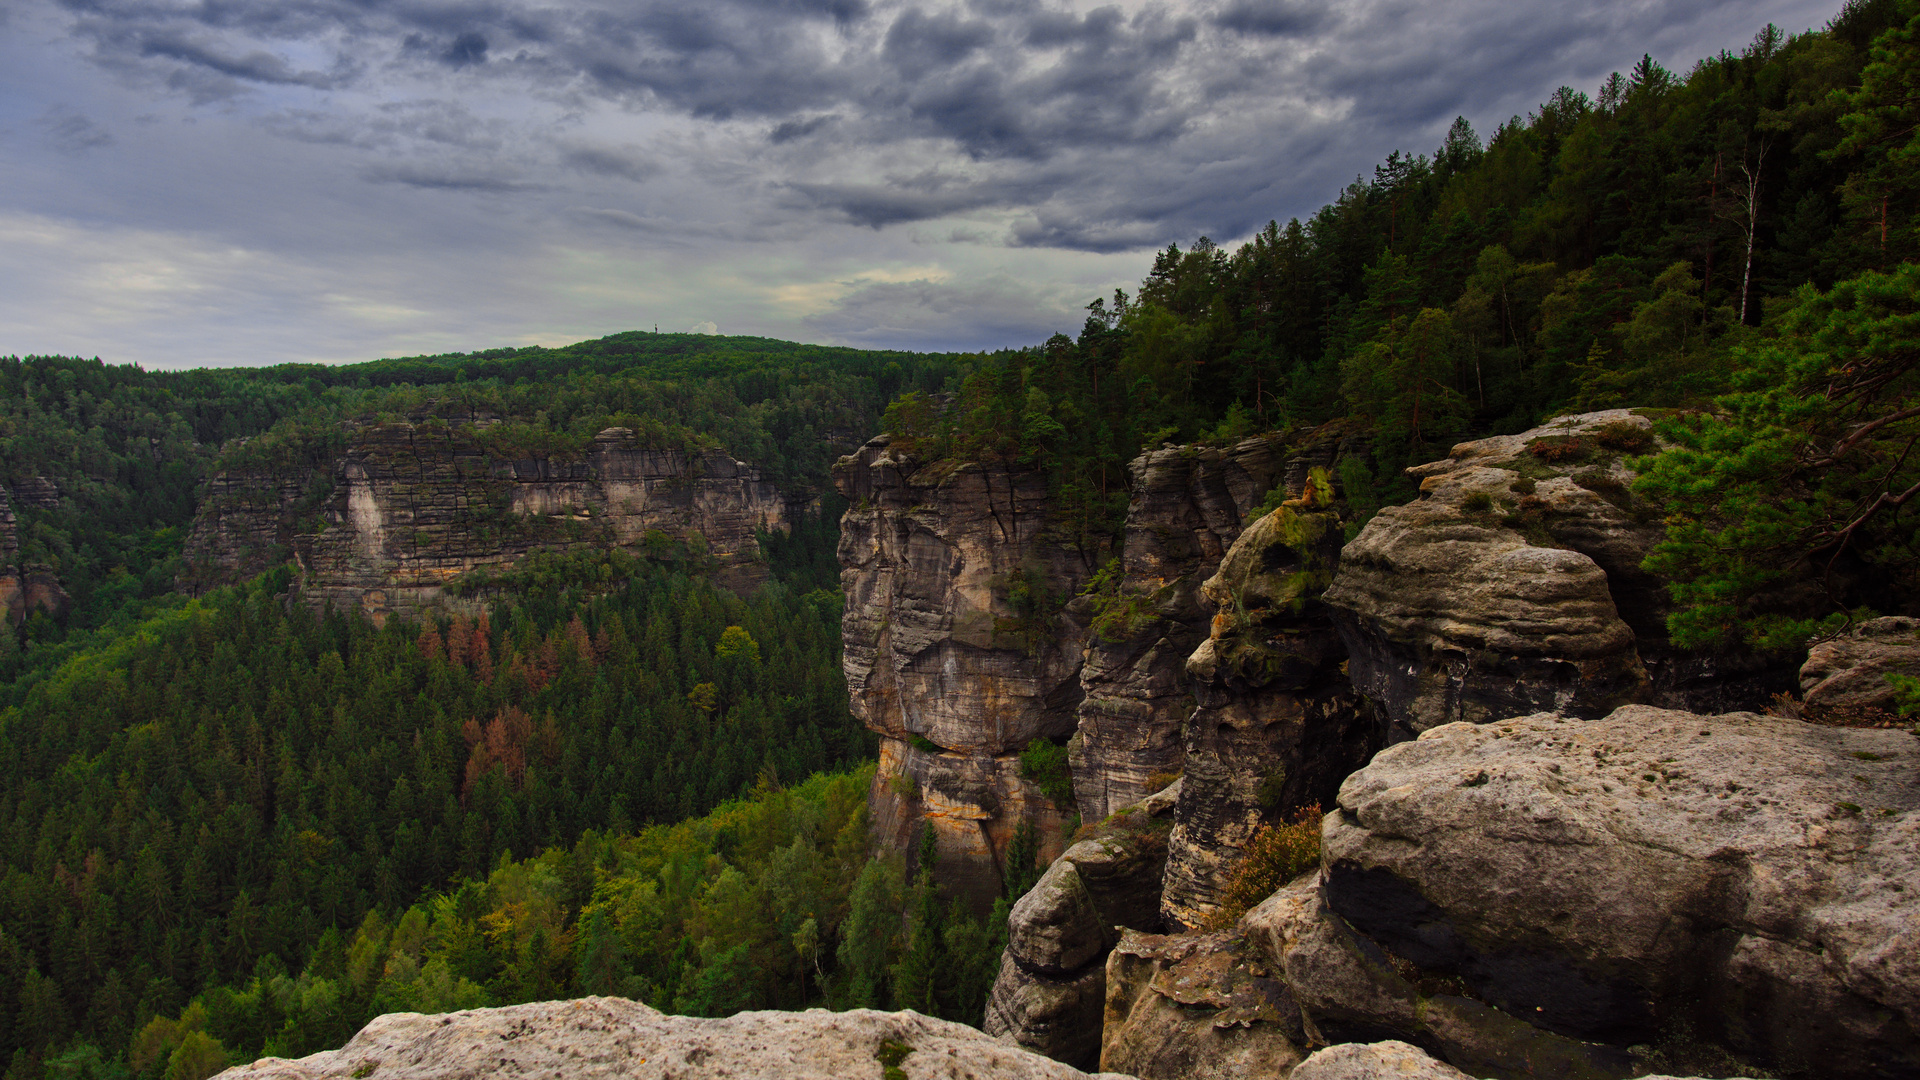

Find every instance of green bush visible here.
[1018,738,1075,807]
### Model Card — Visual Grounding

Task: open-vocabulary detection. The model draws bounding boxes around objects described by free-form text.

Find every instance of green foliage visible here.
[1079,558,1158,643]
[1018,739,1075,808]
[1204,806,1324,930]
[0,563,872,1071]
[112,766,991,1068]
[1635,264,1920,649]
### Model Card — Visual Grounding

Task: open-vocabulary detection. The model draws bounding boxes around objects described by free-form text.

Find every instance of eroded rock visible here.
[1287,704,1919,1079]
[985,782,1179,1068]
[1289,1041,1474,1080]
[1323,411,1669,735]
[1161,506,1380,929]
[183,418,792,620]
[1071,436,1296,821]
[1801,616,1920,722]
[213,997,1136,1080]
[1100,926,1306,1079]
[838,436,1100,902]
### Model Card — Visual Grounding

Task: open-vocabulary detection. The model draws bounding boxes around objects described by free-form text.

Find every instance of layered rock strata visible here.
[1161,506,1381,929]
[837,436,1102,905]
[213,998,1135,1080]
[184,418,791,622]
[985,782,1180,1068]
[1800,616,1920,722]
[1258,705,1918,1079]
[0,485,68,627]
[1071,435,1299,822]
[1100,922,1307,1079]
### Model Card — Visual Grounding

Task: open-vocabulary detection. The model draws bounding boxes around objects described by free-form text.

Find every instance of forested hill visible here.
[0,1,1916,1078]
[883,0,1920,646]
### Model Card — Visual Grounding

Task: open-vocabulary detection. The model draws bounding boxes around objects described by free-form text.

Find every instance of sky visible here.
[0,0,1850,369]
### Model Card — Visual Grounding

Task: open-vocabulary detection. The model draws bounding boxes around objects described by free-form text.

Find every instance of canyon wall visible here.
[0,484,69,628]
[183,417,792,622]
[835,435,1097,908]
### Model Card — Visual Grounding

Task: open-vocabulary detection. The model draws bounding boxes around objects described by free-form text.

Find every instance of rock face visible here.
[0,486,69,627]
[836,436,1102,905]
[1801,616,1920,722]
[1071,435,1303,822]
[986,782,1180,1068]
[1100,923,1307,1080]
[1263,705,1918,1079]
[1323,410,1794,736]
[183,418,791,622]
[213,998,1135,1080]
[1161,506,1381,930]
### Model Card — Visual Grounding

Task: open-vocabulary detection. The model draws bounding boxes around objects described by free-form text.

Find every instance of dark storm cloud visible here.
[38,106,113,154]
[363,164,544,191]
[35,0,1848,255]
[1213,0,1324,38]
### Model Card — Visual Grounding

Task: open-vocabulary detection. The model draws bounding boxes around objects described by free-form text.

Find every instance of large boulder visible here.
[1261,704,1918,1079]
[1161,505,1381,929]
[1323,410,1798,734]
[214,998,1136,1079]
[1100,926,1306,1079]
[1801,616,1920,723]
[1289,1041,1474,1080]
[985,782,1180,1068]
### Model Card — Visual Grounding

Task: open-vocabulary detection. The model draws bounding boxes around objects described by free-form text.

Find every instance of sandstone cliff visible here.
[1322,409,1794,738]
[0,485,68,628]
[1071,434,1330,822]
[836,435,1097,907]
[1161,504,1380,929]
[183,417,792,623]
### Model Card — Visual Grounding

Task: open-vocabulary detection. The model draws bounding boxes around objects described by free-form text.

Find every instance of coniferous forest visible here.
[0,1,1917,1077]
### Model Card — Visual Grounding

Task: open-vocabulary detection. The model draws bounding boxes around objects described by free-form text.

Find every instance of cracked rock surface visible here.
[1276,704,1918,1079]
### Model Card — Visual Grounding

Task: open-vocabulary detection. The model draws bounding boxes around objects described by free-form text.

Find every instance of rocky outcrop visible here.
[184,418,791,623]
[1289,1041,1474,1080]
[0,486,69,628]
[1072,435,1301,822]
[837,436,1102,905]
[1801,616,1920,722]
[1100,923,1307,1079]
[1161,506,1381,929]
[1258,704,1918,1079]
[986,782,1180,1068]
[1323,410,1795,736]
[213,998,1136,1080]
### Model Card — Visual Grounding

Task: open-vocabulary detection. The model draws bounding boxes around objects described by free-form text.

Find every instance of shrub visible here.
[1528,436,1587,463]
[1594,420,1654,453]
[1204,805,1323,929]
[1019,738,1075,807]
[1460,491,1495,514]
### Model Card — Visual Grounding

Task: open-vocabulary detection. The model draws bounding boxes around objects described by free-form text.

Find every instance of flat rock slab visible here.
[1289,1040,1729,1080]
[216,998,1139,1080]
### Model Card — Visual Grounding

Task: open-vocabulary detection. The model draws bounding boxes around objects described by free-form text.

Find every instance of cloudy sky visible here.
[0,0,1845,369]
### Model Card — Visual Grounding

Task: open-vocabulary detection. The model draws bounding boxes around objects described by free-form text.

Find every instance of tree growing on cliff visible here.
[1636,263,1920,648]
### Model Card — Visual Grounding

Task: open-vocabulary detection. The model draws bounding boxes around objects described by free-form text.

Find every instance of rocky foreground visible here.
[211,998,1731,1080]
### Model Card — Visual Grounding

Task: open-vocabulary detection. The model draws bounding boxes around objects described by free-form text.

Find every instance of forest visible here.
[0,1,1916,1077]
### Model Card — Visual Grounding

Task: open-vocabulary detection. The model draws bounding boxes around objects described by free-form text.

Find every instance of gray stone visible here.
[1289,1041,1474,1080]
[985,785,1178,1069]
[1308,705,1919,1079]
[1100,927,1306,1079]
[214,998,1137,1080]
[1161,506,1380,929]
[1801,616,1920,720]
